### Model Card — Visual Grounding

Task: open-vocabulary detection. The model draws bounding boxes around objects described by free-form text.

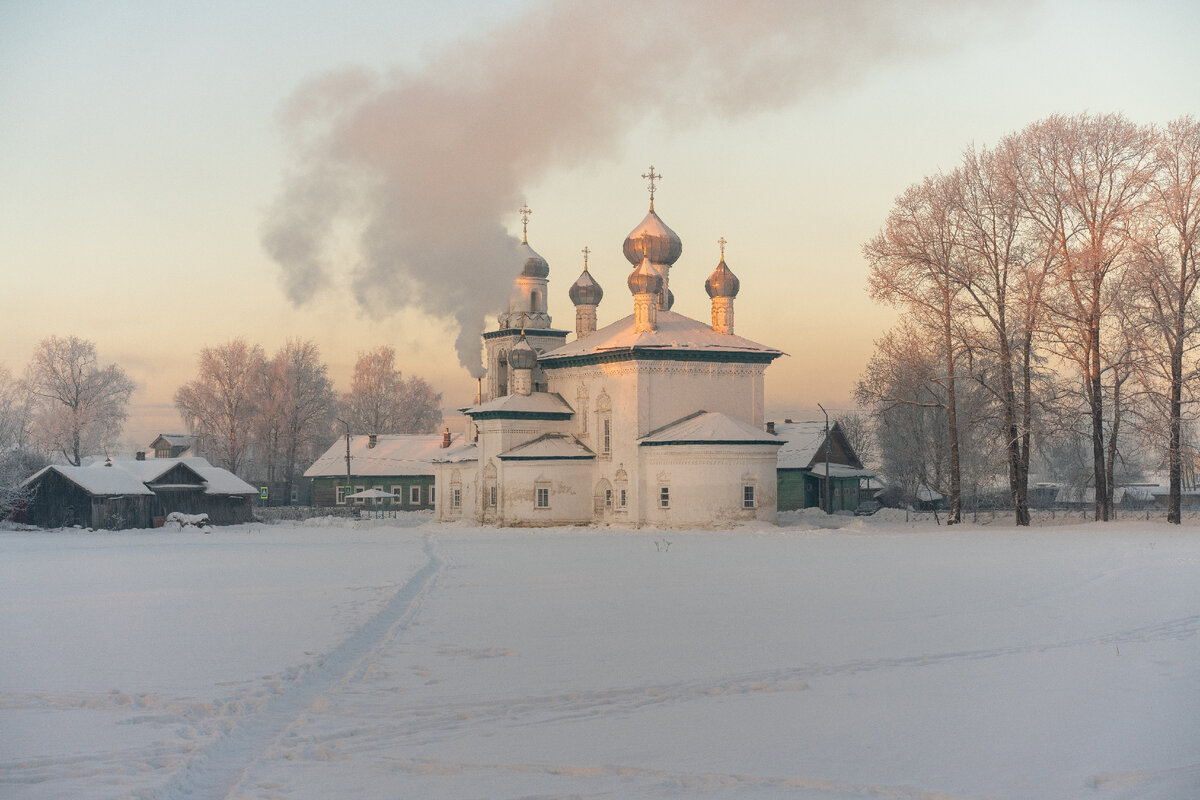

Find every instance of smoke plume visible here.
[263,0,1007,377]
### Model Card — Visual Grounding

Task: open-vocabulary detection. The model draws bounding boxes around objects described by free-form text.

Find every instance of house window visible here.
[605,489,612,508]
[490,485,497,507]
[429,486,436,505]
[336,485,347,505]
[536,487,550,508]
[410,485,422,505]
[354,485,365,504]
[743,484,756,509]
[659,486,670,508]
[602,417,612,456]
[452,487,461,508]
[619,488,627,509]
[391,485,403,505]
[290,484,299,503]
[373,485,384,504]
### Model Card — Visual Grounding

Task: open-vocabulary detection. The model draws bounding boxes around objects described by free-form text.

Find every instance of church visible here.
[433,170,785,528]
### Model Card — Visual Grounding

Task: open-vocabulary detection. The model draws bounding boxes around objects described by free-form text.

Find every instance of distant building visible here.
[149,434,198,459]
[774,420,876,512]
[304,431,464,509]
[20,456,258,529]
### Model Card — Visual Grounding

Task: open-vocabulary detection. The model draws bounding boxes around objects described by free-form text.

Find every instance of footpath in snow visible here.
[1,512,1198,799]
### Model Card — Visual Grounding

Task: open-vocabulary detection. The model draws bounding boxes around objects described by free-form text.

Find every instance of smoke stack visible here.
[135,451,146,461]
[442,427,452,448]
[368,434,377,449]
[766,421,775,435]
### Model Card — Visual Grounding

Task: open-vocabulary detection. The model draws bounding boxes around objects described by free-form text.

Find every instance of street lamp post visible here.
[817,403,831,514]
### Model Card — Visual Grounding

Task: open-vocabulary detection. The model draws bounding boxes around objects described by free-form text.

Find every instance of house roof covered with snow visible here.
[461,392,575,420]
[774,420,863,470]
[305,433,466,478]
[498,433,596,461]
[20,457,255,497]
[538,310,783,366]
[22,464,156,496]
[638,411,782,446]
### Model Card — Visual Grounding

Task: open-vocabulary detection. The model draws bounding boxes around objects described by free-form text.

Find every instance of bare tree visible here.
[25,336,135,466]
[1124,116,1200,523]
[340,346,443,435]
[255,339,337,503]
[1002,113,1155,520]
[864,172,967,522]
[174,339,267,476]
[0,366,44,519]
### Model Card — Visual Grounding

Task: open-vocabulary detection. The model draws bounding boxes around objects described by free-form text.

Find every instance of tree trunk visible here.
[1106,374,1121,520]
[1089,328,1109,521]
[944,314,962,524]
[1168,311,1184,524]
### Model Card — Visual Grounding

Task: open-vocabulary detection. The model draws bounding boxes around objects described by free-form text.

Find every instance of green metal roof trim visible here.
[481,327,570,341]
[540,348,779,369]
[497,453,596,461]
[466,410,574,421]
[639,439,783,447]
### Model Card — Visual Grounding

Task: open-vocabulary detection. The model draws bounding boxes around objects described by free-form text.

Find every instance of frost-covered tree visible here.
[0,365,43,519]
[25,336,135,466]
[339,346,442,435]
[175,339,266,476]
[254,339,337,502]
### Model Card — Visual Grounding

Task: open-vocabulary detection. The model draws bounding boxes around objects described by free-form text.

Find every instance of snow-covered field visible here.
[2,512,1198,799]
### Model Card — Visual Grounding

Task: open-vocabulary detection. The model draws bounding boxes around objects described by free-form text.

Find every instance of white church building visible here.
[434,173,784,528]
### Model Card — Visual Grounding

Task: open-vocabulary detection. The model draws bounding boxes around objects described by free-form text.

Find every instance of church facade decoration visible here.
[434,171,785,528]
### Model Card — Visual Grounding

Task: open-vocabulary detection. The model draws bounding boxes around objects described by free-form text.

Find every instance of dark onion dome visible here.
[666,288,675,310]
[507,335,538,370]
[622,209,682,266]
[568,267,604,306]
[520,241,549,278]
[705,258,740,299]
[627,256,664,296]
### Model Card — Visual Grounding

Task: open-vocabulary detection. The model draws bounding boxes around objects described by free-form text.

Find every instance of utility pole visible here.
[336,417,352,502]
[818,403,832,514]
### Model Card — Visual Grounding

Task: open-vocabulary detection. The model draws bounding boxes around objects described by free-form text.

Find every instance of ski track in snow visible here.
[138,535,445,800]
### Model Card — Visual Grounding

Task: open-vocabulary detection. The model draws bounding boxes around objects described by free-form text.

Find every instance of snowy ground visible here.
[2,512,1198,799]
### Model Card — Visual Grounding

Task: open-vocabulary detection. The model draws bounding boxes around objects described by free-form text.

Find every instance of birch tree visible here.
[864,172,967,522]
[25,336,135,466]
[339,346,442,435]
[174,339,266,475]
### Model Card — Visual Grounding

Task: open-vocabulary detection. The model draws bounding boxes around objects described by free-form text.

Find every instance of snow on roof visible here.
[539,310,783,363]
[305,433,466,478]
[432,441,478,464]
[22,464,155,496]
[498,433,596,460]
[773,421,829,468]
[110,458,196,484]
[462,392,575,418]
[638,411,782,446]
[152,434,197,447]
[179,459,259,495]
[808,463,877,479]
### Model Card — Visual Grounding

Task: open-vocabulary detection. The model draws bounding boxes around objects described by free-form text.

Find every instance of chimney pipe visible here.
[368,434,377,449]
[766,421,775,435]
[135,451,146,461]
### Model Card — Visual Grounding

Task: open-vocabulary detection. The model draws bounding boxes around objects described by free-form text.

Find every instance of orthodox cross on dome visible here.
[641,165,661,210]
[718,237,727,259]
[519,204,532,243]
[581,246,591,270]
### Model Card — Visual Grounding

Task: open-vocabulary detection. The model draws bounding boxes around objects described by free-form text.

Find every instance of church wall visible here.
[637,444,778,527]
[495,459,593,526]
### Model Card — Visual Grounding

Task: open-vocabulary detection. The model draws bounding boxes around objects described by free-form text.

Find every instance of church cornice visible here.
[483,327,569,341]
[465,410,574,421]
[540,348,780,370]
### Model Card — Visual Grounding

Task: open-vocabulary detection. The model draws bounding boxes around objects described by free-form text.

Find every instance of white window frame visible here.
[391,485,404,505]
[536,486,550,509]
[602,416,612,456]
[336,485,347,505]
[605,488,612,508]
[743,484,756,509]
[429,486,436,505]
[451,487,461,508]
[354,485,365,505]
[410,485,421,505]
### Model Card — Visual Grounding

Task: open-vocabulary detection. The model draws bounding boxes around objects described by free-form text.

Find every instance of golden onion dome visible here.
[519,241,549,279]
[622,209,682,266]
[705,258,740,299]
[627,256,664,296]
[568,266,604,306]
[507,335,538,370]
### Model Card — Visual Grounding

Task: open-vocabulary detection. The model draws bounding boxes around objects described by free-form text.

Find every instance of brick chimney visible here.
[368,434,377,449]
[135,451,146,461]
[766,421,775,435]
[441,427,452,448]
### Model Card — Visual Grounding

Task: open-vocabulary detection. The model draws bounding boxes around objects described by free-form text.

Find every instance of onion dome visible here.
[628,256,663,296]
[569,266,604,306]
[508,335,538,370]
[520,241,549,279]
[666,288,675,310]
[623,209,683,266]
[705,257,740,299]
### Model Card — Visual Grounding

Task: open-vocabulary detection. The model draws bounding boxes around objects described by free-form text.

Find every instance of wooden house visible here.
[149,434,198,459]
[20,456,258,530]
[305,431,464,509]
[774,420,876,512]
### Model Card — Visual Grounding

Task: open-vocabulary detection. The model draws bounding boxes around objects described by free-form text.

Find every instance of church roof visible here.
[638,411,782,446]
[538,310,783,366]
[432,441,478,464]
[304,433,466,478]
[462,391,574,420]
[498,433,596,461]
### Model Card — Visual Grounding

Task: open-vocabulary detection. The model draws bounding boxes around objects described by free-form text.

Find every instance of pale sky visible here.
[2,0,1197,449]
